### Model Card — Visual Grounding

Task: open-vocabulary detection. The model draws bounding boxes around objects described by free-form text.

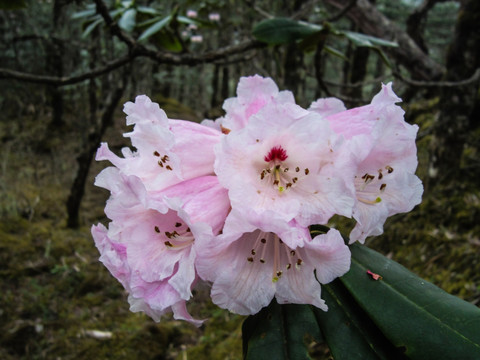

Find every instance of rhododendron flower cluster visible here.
[92,75,423,325]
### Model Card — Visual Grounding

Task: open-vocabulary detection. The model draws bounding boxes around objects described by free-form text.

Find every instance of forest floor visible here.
[0,97,479,359]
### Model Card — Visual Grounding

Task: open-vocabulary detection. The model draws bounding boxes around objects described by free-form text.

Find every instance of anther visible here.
[292,177,298,183]
[378,170,383,179]
[247,257,254,262]
[164,241,173,247]
[166,165,173,171]
[175,222,182,227]
[380,183,386,191]
[153,151,160,157]
[161,155,169,162]
[286,264,292,270]
[286,183,292,188]
[284,168,289,172]
[305,168,310,175]
[276,271,283,277]
[251,249,256,255]
[295,167,300,172]
[186,227,191,233]
[386,165,394,173]
[290,250,296,256]
[261,238,266,244]
[260,259,265,263]
[296,259,303,266]
[273,179,279,186]
[154,226,160,233]
[158,161,164,167]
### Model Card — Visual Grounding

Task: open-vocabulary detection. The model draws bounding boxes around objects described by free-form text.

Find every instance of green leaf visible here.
[72,8,96,20]
[324,45,349,62]
[253,18,323,45]
[243,300,322,360]
[342,31,398,48]
[118,8,137,32]
[138,15,172,41]
[137,5,159,15]
[82,17,103,38]
[153,29,183,52]
[313,280,405,360]
[341,244,480,360]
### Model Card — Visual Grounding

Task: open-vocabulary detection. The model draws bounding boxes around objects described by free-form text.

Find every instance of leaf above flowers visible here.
[253,17,323,45]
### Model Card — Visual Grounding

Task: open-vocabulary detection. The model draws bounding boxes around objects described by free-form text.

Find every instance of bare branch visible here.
[0,55,132,86]
[394,68,480,88]
[326,0,357,22]
[93,0,137,49]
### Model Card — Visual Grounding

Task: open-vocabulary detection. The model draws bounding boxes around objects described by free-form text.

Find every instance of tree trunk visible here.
[66,82,125,228]
[323,0,445,80]
[430,0,480,184]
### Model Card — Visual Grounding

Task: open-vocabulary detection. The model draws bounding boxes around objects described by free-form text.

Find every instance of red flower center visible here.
[264,146,288,162]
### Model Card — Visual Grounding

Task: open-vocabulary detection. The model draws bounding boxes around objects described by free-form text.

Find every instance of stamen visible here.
[166,165,173,171]
[358,197,382,205]
[380,184,386,191]
[158,161,164,167]
[153,151,160,157]
[175,222,182,227]
[164,241,173,247]
[386,165,394,173]
[154,226,160,233]
[295,167,300,172]
[304,168,310,175]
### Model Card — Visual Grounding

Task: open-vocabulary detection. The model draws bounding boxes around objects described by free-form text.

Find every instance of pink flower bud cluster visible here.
[92,75,423,325]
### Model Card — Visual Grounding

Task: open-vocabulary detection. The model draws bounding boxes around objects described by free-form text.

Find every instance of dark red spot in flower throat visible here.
[264,146,288,162]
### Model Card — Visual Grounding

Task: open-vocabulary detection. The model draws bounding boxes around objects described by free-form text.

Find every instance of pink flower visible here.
[190,35,203,43]
[196,211,351,315]
[214,100,356,247]
[209,13,220,21]
[314,83,423,243]
[186,10,197,18]
[96,95,221,192]
[219,75,296,132]
[92,167,230,325]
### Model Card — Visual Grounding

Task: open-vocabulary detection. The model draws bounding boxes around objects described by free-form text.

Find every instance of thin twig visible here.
[326,0,357,22]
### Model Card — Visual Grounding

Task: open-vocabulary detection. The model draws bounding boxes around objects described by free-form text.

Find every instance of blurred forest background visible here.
[0,0,479,359]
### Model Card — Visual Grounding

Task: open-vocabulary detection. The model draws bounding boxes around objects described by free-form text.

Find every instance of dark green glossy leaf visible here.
[118,8,137,32]
[342,244,480,360]
[313,280,406,360]
[138,15,172,41]
[243,300,322,360]
[253,18,323,45]
[72,8,96,20]
[342,31,398,48]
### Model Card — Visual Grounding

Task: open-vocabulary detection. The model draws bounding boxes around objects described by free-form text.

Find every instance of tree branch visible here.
[323,0,445,80]
[326,0,357,22]
[394,68,480,87]
[0,55,132,86]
